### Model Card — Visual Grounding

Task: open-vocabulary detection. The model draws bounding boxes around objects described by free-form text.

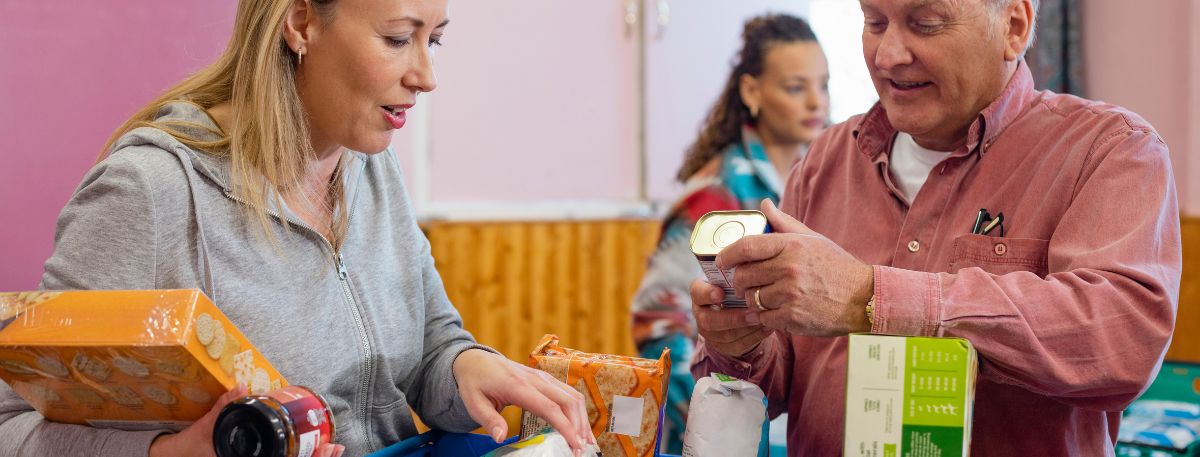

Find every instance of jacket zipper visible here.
[335,251,374,441]
[222,185,374,441]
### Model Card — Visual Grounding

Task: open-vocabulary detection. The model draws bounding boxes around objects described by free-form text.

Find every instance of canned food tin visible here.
[690,210,770,308]
[213,385,336,457]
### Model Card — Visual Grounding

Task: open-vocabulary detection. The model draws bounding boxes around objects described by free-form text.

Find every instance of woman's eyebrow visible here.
[386,17,451,28]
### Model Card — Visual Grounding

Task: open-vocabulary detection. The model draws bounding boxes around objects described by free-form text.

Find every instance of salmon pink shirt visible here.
[693,63,1181,456]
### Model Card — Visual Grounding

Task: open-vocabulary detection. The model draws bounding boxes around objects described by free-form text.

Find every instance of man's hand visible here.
[690,279,773,358]
[453,349,595,456]
[717,200,875,337]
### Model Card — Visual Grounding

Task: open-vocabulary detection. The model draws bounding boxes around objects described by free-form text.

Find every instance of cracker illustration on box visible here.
[112,356,150,378]
[35,356,69,378]
[143,386,178,406]
[0,289,288,431]
[72,353,111,382]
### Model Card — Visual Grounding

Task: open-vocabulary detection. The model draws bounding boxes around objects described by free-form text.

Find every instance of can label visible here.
[270,386,334,455]
[690,211,770,308]
[697,255,745,307]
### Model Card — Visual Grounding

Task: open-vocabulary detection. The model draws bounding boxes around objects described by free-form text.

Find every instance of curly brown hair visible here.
[676,14,819,182]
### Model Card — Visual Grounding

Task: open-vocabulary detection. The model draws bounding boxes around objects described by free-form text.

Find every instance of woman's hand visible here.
[453,349,596,456]
[149,383,345,457]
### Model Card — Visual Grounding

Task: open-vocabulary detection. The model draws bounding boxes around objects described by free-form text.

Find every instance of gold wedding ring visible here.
[754,288,766,311]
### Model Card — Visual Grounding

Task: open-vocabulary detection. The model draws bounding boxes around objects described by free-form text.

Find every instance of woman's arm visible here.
[405,236,495,432]
[5,152,164,456]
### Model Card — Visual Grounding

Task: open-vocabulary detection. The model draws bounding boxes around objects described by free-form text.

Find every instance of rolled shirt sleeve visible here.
[871,128,1179,411]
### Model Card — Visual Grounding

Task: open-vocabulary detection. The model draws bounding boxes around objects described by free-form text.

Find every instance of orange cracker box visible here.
[0,289,286,431]
[519,334,670,457]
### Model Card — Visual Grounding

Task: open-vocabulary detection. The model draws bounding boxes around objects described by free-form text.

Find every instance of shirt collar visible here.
[853,60,1038,158]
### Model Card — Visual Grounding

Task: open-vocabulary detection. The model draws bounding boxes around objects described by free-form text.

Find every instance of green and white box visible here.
[844,334,978,457]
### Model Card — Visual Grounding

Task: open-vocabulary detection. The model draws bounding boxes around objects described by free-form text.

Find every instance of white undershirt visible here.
[888,132,953,202]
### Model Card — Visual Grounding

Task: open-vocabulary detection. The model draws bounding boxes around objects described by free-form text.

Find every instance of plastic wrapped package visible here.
[1119,400,1200,451]
[0,289,285,431]
[520,334,670,457]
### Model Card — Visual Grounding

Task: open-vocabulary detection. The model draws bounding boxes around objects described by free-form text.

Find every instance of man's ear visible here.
[1002,0,1035,61]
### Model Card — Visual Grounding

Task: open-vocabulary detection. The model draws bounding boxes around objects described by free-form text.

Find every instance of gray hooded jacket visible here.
[0,102,485,456]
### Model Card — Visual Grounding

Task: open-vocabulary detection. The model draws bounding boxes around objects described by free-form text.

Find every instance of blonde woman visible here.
[0,1,592,456]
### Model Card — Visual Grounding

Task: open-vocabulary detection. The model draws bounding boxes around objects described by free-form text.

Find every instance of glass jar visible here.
[213,385,336,457]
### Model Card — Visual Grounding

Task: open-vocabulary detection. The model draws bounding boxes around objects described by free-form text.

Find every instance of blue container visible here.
[1116,361,1200,457]
[368,431,682,457]
[367,431,517,457]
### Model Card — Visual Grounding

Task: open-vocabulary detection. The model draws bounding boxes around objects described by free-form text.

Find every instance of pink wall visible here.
[425,0,640,203]
[1082,1,1197,214]
[0,1,235,291]
[2,2,1196,292]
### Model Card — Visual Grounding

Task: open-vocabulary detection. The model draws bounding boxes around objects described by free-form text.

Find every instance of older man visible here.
[690,0,1180,455]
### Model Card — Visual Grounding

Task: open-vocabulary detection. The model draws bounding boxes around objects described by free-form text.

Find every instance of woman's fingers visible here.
[461,389,509,443]
[508,384,585,452]
[213,382,248,413]
[315,444,344,457]
[527,368,593,446]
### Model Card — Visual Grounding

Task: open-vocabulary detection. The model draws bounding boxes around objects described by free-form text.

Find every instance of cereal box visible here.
[519,334,670,457]
[0,289,286,431]
[844,333,978,457]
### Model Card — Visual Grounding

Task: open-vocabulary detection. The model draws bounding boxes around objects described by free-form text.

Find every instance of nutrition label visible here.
[698,258,746,307]
[845,334,977,457]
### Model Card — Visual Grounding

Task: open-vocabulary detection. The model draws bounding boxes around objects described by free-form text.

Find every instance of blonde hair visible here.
[100,0,346,249]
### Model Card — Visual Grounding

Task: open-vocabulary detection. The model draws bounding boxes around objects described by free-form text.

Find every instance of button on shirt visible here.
[692,63,1181,456]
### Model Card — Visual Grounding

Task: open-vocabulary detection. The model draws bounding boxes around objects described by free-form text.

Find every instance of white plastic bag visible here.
[682,373,767,457]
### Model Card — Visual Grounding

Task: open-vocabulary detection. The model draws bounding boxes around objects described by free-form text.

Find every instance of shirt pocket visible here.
[948,234,1050,278]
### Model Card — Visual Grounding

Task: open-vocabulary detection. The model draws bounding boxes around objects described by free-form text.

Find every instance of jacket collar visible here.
[129,101,367,200]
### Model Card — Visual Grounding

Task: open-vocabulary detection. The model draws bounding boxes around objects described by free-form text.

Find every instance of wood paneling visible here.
[427,219,659,359]
[423,219,661,432]
[1168,218,1200,362]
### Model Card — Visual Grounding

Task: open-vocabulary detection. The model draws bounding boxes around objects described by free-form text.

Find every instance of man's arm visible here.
[873,128,1179,411]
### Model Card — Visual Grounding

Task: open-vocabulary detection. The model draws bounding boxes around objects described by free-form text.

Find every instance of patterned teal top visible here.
[629,125,800,454]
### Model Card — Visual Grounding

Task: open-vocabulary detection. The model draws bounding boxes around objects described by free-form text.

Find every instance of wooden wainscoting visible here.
[425,219,661,359]
[423,218,661,433]
[1168,217,1200,362]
